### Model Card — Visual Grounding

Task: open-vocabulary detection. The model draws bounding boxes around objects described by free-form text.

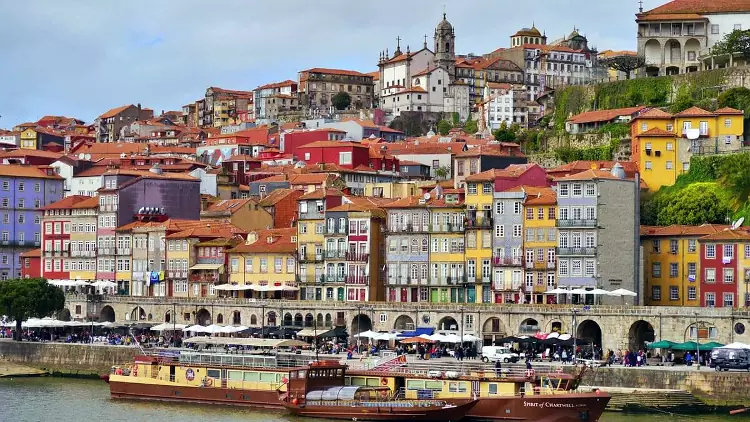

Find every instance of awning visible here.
[399,327,434,338]
[184,337,308,348]
[189,264,224,271]
[214,284,254,291]
[295,327,333,337]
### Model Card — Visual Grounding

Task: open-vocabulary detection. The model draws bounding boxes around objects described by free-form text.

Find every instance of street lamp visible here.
[356,304,363,348]
[172,302,176,336]
[694,311,700,370]
[572,308,579,364]
[459,306,465,344]
[260,304,266,339]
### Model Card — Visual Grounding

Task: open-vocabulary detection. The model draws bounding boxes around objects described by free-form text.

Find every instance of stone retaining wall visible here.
[0,341,138,375]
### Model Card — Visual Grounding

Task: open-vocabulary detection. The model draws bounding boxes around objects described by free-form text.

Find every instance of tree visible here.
[451,112,460,127]
[434,166,451,180]
[718,152,750,211]
[332,91,351,111]
[437,120,452,136]
[493,121,517,142]
[712,29,750,58]
[464,117,478,134]
[599,54,646,80]
[718,87,750,116]
[655,183,731,226]
[0,278,65,341]
[670,92,696,114]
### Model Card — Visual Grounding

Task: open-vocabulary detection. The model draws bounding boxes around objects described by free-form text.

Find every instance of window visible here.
[688,286,696,301]
[526,208,533,220]
[513,202,521,214]
[572,183,582,196]
[558,260,568,276]
[652,262,661,278]
[548,207,555,219]
[512,224,522,238]
[1,181,7,191]
[711,24,719,34]
[669,286,679,301]
[666,142,673,151]
[584,260,595,277]
[645,161,652,170]
[571,259,581,276]
[585,183,595,196]
[652,286,661,301]
[467,184,477,194]
[724,292,735,307]
[706,244,715,259]
[495,202,503,214]
[725,118,732,128]
[669,263,678,278]
[666,161,673,170]
[558,184,568,197]
[705,268,716,283]
[495,225,504,238]
[723,268,734,284]
[666,123,673,132]
[724,244,733,260]
[652,240,660,253]
[688,239,697,253]
[705,292,716,307]
[18,182,24,192]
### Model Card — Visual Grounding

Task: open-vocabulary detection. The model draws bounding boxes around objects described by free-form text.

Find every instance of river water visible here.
[0,378,742,422]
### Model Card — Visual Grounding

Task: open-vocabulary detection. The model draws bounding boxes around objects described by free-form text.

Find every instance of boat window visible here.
[366,378,380,387]
[227,370,243,381]
[243,372,260,382]
[448,382,467,393]
[299,370,307,378]
[207,369,221,379]
[309,370,317,379]
[425,380,443,391]
[488,383,498,395]
[259,373,276,383]
[406,380,425,390]
[276,374,283,383]
[350,377,367,386]
[289,371,297,380]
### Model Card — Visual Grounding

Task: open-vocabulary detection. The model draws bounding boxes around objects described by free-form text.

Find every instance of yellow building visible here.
[464,171,496,303]
[67,196,99,283]
[640,224,728,307]
[364,182,420,199]
[521,187,557,304]
[637,127,678,191]
[425,194,467,303]
[165,231,198,299]
[228,228,298,300]
[19,128,37,149]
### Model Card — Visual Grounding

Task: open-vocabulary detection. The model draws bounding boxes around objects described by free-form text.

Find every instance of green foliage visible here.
[464,117,478,134]
[552,86,590,131]
[332,91,351,110]
[655,183,731,226]
[718,87,750,117]
[597,122,630,139]
[594,77,672,110]
[554,145,611,163]
[0,278,65,341]
[718,152,750,211]
[712,29,750,57]
[434,166,451,180]
[493,121,517,142]
[451,112,460,127]
[437,120,452,136]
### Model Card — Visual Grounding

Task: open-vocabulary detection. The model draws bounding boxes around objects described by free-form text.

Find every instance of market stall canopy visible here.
[462,334,481,342]
[544,288,569,294]
[399,334,436,344]
[397,327,434,338]
[185,336,308,348]
[719,342,750,349]
[295,327,333,337]
[150,323,187,331]
[353,330,379,338]
[647,340,677,349]
[609,288,637,297]
[668,341,723,351]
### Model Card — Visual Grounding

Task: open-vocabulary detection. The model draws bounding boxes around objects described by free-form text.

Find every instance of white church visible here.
[376,14,470,122]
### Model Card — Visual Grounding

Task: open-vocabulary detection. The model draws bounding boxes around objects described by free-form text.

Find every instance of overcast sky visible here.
[0,0,665,127]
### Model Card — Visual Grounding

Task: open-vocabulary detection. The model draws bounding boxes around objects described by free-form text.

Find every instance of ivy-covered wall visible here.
[552,67,747,131]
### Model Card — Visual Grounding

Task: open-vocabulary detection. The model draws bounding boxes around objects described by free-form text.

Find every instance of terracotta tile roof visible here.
[632,108,674,120]
[41,195,93,210]
[116,218,209,233]
[166,223,246,239]
[567,106,645,124]
[0,165,62,180]
[299,188,345,200]
[637,13,707,21]
[715,107,744,115]
[398,160,425,166]
[456,144,523,158]
[72,196,100,209]
[599,50,638,58]
[465,164,536,182]
[297,140,368,149]
[258,188,300,206]
[639,127,676,137]
[301,68,370,77]
[74,167,110,177]
[228,228,297,254]
[224,154,262,162]
[382,195,463,208]
[382,86,427,95]
[0,149,63,160]
[411,66,440,77]
[20,248,41,258]
[254,174,288,183]
[638,0,750,16]
[547,160,639,177]
[523,187,557,205]
[699,228,750,242]
[101,168,198,182]
[255,80,297,90]
[204,198,254,214]
[554,169,630,182]
[290,173,336,185]
[98,104,134,119]
[640,224,730,237]
[366,71,379,81]
[674,106,715,117]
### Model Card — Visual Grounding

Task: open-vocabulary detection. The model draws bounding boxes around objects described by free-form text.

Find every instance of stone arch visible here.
[305,313,314,327]
[351,314,372,335]
[147,313,153,321]
[644,39,661,65]
[665,39,682,66]
[325,313,332,327]
[216,313,224,324]
[482,317,504,334]
[294,313,303,327]
[267,311,277,326]
[232,311,241,325]
[317,313,324,327]
[195,308,211,326]
[437,316,458,331]
[250,314,258,326]
[283,313,293,327]
[100,305,115,322]
[577,319,602,346]
[393,315,415,331]
[130,306,146,321]
[164,311,172,323]
[684,320,717,342]
[57,308,71,321]
[684,38,701,63]
[629,320,655,351]
[519,318,540,335]
[545,319,564,333]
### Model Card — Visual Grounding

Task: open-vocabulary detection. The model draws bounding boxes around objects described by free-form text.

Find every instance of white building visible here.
[254,80,297,120]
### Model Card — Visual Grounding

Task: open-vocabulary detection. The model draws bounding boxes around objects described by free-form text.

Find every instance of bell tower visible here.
[433,12,456,79]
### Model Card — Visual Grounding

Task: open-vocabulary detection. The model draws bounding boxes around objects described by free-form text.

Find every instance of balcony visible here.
[431,223,465,233]
[321,274,347,283]
[386,224,429,233]
[167,271,188,279]
[298,252,324,263]
[465,217,493,230]
[493,256,522,267]
[116,248,131,256]
[71,250,96,258]
[556,219,597,228]
[556,247,597,256]
[347,275,370,285]
[324,250,347,260]
[98,248,115,256]
[681,129,710,138]
[346,252,369,262]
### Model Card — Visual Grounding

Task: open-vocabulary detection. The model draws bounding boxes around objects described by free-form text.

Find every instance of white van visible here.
[481,346,519,363]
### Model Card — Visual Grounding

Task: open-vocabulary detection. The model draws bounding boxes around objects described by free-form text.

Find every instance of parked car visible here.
[481,346,519,363]
[710,348,750,371]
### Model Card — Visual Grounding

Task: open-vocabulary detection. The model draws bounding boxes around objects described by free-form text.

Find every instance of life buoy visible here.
[380,389,388,399]
[205,377,213,387]
[380,377,388,386]
[132,365,138,376]
[525,369,535,378]
[556,367,563,374]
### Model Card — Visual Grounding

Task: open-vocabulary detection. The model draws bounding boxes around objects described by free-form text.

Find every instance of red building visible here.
[698,230,748,308]
[280,129,347,159]
[40,195,93,280]
[258,188,305,229]
[297,141,371,169]
[222,155,263,186]
[20,249,41,279]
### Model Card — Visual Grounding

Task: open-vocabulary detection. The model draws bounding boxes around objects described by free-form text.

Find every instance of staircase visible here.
[590,387,708,414]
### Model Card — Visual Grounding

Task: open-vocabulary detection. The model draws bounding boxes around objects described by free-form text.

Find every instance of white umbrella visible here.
[374,332,400,341]
[428,333,448,342]
[354,330,379,338]
[150,323,187,331]
[184,324,206,333]
[558,333,572,341]
[545,288,569,294]
[203,324,225,334]
[587,288,611,295]
[610,288,637,297]
[442,334,462,343]
[568,288,590,295]
[462,334,481,342]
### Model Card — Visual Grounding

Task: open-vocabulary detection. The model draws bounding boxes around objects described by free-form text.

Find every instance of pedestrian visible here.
[495,359,502,377]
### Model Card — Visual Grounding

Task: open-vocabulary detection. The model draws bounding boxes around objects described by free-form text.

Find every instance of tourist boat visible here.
[105,338,609,421]
[279,360,477,421]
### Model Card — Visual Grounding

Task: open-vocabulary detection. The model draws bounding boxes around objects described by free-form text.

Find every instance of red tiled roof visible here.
[166,224,246,239]
[41,195,93,210]
[599,50,638,58]
[639,127,676,137]
[456,144,523,158]
[674,106,716,117]
[640,224,731,237]
[299,188,345,200]
[290,173,337,185]
[228,228,297,254]
[554,169,630,182]
[100,168,197,182]
[301,68,370,77]
[255,80,297,90]
[204,198,254,214]
[258,188,301,207]
[381,195,463,208]
[638,0,750,16]
[98,104,133,119]
[465,164,537,182]
[524,187,556,206]
[383,86,427,95]
[567,106,645,124]
[637,13,707,21]
[632,108,674,120]
[0,149,63,160]
[20,248,41,258]
[715,107,744,115]
[0,165,62,179]
[699,228,750,241]
[366,71,379,81]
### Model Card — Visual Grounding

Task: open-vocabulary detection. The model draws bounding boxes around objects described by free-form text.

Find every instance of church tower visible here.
[434,12,456,80]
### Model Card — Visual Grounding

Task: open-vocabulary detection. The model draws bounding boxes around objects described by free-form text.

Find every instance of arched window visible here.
[524,36,529,44]
[411,239,419,253]
[445,42,450,52]
[216,314,224,324]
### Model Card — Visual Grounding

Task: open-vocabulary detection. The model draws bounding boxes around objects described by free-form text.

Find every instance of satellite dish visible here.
[733,217,745,230]
[424,193,431,200]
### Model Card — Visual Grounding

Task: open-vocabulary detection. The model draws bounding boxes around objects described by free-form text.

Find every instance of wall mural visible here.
[200,146,238,166]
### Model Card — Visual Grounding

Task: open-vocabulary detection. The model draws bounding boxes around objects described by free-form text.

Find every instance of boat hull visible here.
[282,400,477,421]
[455,393,611,422]
[109,379,282,409]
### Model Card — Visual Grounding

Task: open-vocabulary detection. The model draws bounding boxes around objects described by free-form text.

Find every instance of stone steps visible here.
[600,389,707,413]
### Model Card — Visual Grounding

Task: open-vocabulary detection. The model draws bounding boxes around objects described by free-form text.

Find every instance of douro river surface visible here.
[0,378,742,422]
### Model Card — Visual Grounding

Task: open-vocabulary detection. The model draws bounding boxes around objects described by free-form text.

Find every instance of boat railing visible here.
[304,399,448,407]
[391,387,407,400]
